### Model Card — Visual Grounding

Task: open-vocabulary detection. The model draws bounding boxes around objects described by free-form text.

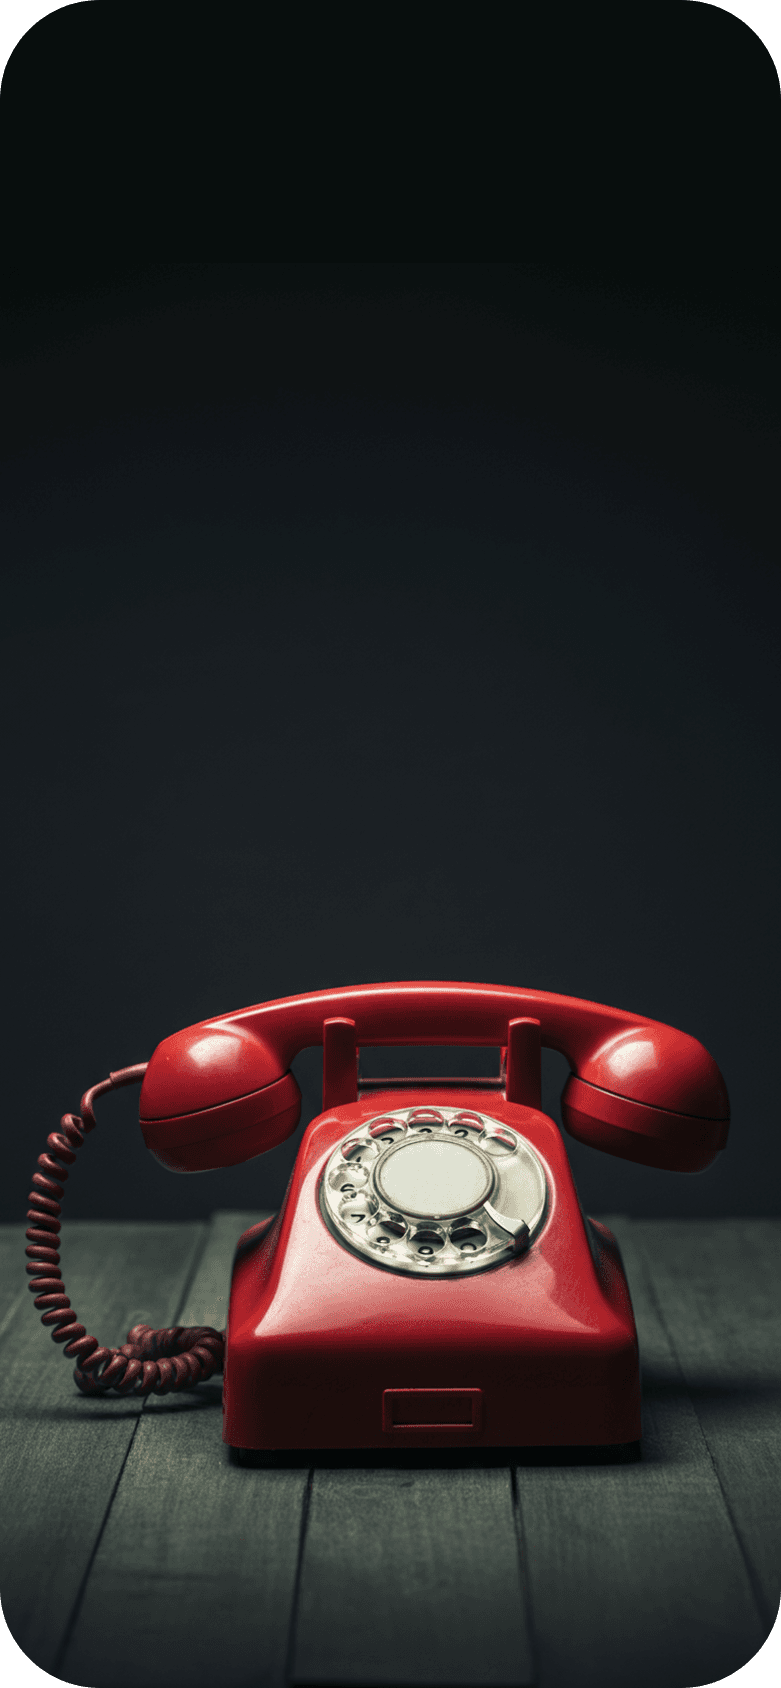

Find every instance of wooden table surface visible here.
[2,1213,779,1688]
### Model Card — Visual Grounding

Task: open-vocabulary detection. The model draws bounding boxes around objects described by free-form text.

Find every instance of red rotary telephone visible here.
[26,982,729,1450]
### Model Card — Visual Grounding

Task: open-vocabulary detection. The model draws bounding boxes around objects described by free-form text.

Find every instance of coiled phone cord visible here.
[25,1064,225,1396]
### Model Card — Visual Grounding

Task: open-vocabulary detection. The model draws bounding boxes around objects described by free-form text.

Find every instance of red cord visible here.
[25,1065,225,1396]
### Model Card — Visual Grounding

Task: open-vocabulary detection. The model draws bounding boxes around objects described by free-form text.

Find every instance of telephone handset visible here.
[27,982,729,1449]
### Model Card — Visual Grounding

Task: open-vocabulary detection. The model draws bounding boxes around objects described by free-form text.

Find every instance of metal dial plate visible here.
[320,1106,548,1275]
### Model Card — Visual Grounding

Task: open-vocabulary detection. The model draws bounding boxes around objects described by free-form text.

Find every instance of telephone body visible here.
[129,981,728,1451]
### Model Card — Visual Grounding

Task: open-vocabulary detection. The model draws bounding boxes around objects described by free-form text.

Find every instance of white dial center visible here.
[375,1138,493,1218]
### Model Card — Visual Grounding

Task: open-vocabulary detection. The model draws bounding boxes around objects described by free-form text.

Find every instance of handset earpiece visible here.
[139,1021,301,1171]
[561,1021,730,1172]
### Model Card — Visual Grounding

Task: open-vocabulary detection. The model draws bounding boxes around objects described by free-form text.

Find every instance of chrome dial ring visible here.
[320,1106,548,1275]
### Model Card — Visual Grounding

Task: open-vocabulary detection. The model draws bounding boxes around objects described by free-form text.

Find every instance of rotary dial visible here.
[320,1106,547,1275]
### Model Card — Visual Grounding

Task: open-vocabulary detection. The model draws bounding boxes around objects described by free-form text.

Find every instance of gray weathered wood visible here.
[514,1216,768,1688]
[0,1228,27,1339]
[0,1220,206,1676]
[292,1464,533,1686]
[625,1217,781,1630]
[4,1214,779,1688]
[62,1212,308,1688]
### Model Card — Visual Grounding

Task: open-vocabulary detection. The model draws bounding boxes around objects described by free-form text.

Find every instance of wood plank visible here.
[0,1220,206,1676]
[62,1211,309,1688]
[0,1228,27,1337]
[292,1463,533,1686]
[514,1215,767,1688]
[626,1217,781,1629]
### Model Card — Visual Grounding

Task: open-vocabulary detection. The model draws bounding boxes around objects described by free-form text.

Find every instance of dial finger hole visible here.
[450,1225,487,1254]
[408,1108,445,1128]
[369,1117,407,1144]
[329,1164,368,1191]
[411,1226,446,1256]
[370,1216,407,1251]
[339,1192,378,1225]
[448,1111,485,1136]
[341,1138,379,1164]
[480,1125,516,1155]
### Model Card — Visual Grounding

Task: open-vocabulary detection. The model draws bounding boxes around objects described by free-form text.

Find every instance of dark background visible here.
[2,4,779,1224]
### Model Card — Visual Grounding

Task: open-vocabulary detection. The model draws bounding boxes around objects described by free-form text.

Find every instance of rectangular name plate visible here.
[382,1387,483,1432]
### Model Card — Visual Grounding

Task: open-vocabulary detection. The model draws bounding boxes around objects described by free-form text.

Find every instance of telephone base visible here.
[222,1093,642,1453]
